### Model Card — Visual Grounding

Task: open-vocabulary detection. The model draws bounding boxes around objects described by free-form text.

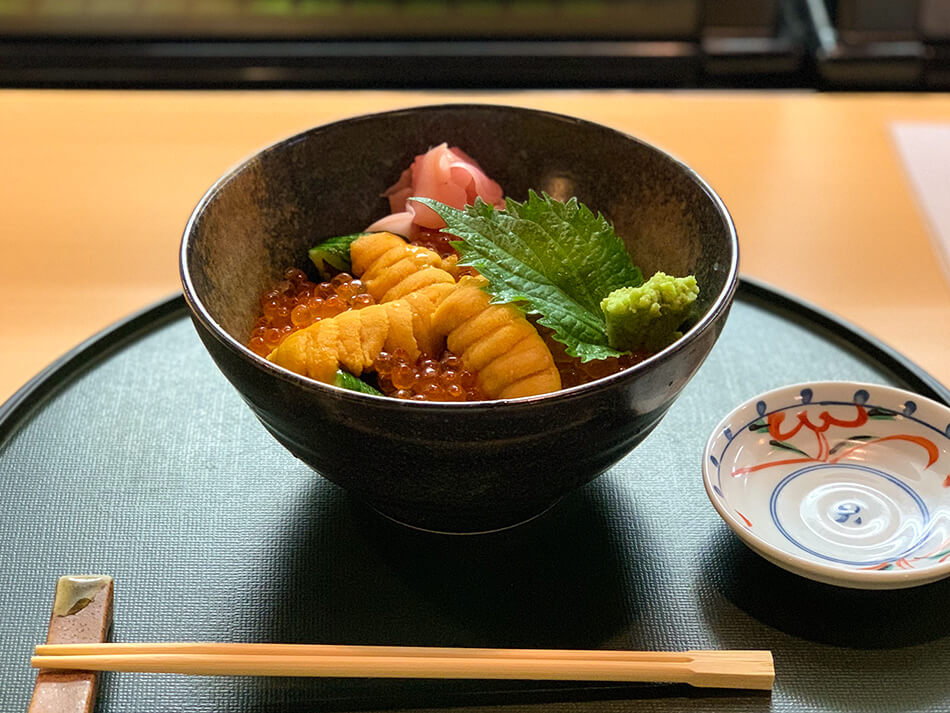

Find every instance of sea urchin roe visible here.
[431,275,561,399]
[247,268,375,357]
[374,349,482,402]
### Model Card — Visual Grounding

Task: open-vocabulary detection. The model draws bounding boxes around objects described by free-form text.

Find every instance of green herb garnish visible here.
[333,369,382,395]
[308,232,370,279]
[414,192,645,362]
[415,192,697,361]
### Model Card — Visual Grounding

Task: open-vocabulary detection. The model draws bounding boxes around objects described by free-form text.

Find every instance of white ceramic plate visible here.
[703,382,950,589]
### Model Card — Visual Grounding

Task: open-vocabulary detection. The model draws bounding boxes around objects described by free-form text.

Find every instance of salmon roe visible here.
[410,228,457,257]
[410,229,478,279]
[538,325,652,388]
[249,262,644,401]
[374,349,483,402]
[247,267,375,357]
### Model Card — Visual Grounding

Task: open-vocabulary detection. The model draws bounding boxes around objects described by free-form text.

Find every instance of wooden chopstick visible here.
[35,642,718,661]
[32,643,774,690]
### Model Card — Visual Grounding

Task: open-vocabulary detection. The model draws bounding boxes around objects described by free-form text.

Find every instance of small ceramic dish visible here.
[703,382,950,589]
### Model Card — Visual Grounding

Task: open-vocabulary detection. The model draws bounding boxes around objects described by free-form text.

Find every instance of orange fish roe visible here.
[410,228,457,258]
[374,349,482,402]
[539,326,652,388]
[247,267,375,357]
[410,229,479,279]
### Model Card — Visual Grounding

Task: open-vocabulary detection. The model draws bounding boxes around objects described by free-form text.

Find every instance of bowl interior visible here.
[183,104,735,350]
[704,382,950,589]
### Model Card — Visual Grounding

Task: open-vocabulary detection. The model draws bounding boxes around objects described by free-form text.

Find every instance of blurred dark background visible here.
[0,0,947,89]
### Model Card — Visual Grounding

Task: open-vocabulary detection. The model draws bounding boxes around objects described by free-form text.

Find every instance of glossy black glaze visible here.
[180,104,739,532]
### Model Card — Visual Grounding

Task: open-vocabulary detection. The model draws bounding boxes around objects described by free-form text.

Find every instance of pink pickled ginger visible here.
[367,144,504,234]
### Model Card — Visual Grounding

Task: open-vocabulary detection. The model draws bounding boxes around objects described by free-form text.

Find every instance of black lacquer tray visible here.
[2,279,948,713]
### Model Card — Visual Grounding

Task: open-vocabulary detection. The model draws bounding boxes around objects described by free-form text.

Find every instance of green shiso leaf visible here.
[333,369,382,395]
[412,192,643,362]
[308,232,369,279]
[503,192,643,312]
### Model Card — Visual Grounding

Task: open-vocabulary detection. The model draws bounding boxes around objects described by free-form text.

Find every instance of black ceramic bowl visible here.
[180,104,738,533]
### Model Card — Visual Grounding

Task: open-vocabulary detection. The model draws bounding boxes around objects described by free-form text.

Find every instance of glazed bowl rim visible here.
[702,380,950,588]
[180,102,740,410]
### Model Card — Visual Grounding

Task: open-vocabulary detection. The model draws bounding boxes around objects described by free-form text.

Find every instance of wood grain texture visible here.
[0,90,947,402]
[31,643,774,690]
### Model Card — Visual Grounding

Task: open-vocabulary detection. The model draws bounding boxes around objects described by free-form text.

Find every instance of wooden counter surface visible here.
[1,90,948,403]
